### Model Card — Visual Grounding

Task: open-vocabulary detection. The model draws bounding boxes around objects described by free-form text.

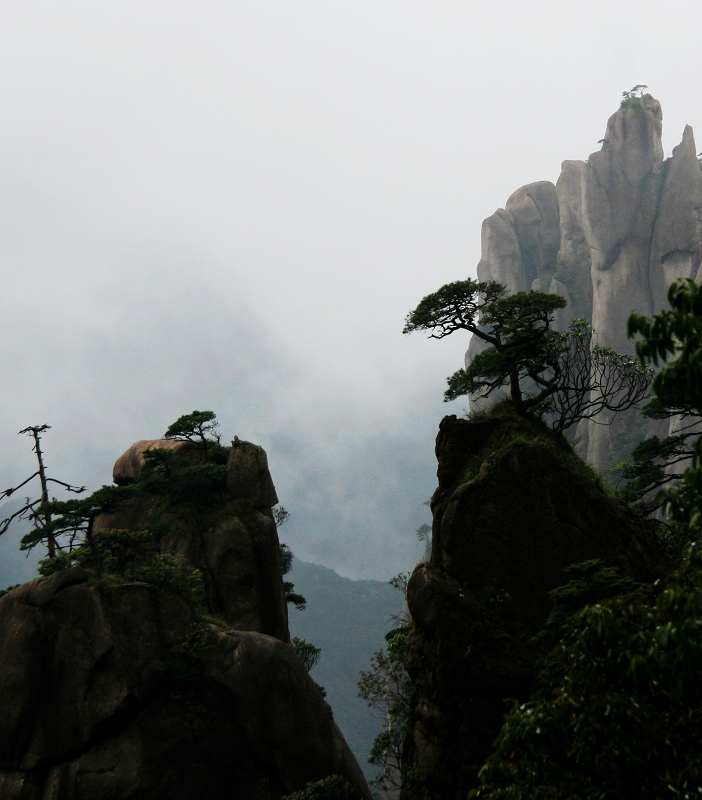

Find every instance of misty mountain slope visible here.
[288,559,403,782]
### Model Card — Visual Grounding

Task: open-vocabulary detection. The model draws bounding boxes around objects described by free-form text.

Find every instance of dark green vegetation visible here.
[629,278,702,527]
[21,423,227,568]
[164,409,222,447]
[280,538,307,610]
[288,560,402,784]
[358,620,413,797]
[3,412,305,615]
[404,280,651,431]
[612,396,700,516]
[38,528,206,610]
[291,637,322,672]
[614,279,702,516]
[466,278,702,799]
[620,84,648,109]
[282,775,359,799]
[473,554,702,799]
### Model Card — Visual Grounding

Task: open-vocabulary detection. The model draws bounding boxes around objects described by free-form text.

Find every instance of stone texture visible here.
[583,95,663,279]
[97,439,288,638]
[227,437,279,508]
[555,159,592,322]
[164,510,288,640]
[466,95,702,471]
[476,209,526,288]
[504,181,560,288]
[401,415,667,799]
[0,571,371,799]
[650,124,702,307]
[112,439,186,484]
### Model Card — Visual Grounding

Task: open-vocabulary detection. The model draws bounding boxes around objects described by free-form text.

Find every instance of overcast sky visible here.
[1,2,701,579]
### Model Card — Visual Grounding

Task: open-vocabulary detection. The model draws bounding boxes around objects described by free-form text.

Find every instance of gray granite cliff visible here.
[467,95,702,470]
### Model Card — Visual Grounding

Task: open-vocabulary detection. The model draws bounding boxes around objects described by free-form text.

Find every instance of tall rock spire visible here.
[466,95,702,471]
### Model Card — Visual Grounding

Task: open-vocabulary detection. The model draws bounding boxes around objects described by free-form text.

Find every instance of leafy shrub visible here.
[281,774,359,799]
[472,549,702,799]
[358,621,414,796]
[291,637,321,672]
[123,554,204,611]
[153,622,213,691]
[38,528,205,612]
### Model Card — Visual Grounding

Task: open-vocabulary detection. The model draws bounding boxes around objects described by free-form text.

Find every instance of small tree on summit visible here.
[164,411,222,448]
[404,280,651,432]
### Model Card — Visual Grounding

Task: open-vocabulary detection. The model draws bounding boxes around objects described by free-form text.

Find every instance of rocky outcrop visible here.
[227,437,279,508]
[0,436,372,798]
[0,568,371,799]
[97,438,288,638]
[401,414,667,799]
[467,95,702,470]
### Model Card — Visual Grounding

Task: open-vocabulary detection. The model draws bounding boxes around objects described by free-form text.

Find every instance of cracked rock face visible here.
[467,95,702,470]
[0,569,370,800]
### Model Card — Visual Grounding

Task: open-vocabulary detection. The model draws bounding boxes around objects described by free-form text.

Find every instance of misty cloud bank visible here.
[1,2,700,579]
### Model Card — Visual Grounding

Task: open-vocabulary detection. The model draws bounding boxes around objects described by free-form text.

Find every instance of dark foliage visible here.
[405,281,650,431]
[281,774,360,800]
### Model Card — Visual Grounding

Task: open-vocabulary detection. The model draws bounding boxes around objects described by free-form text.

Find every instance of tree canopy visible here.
[405,280,651,431]
[164,410,222,447]
[472,555,702,800]
[629,278,702,527]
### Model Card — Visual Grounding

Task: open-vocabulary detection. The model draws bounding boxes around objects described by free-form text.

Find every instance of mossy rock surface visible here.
[403,413,668,800]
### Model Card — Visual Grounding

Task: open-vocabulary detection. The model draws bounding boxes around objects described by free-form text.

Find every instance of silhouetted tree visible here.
[0,424,84,557]
[405,281,651,432]
[164,410,221,448]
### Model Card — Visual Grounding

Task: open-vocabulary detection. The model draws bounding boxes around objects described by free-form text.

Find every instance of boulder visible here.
[0,570,371,799]
[112,439,186,484]
[163,510,289,640]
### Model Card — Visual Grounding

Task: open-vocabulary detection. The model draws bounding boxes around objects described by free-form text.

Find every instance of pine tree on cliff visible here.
[471,278,702,800]
[404,280,651,432]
